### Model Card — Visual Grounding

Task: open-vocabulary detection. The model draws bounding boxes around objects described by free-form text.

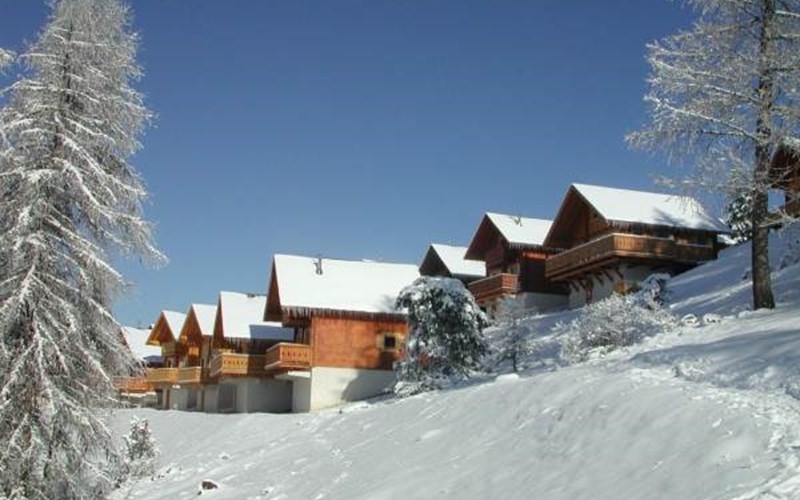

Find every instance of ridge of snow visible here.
[485,212,553,247]
[161,310,186,337]
[121,326,161,363]
[190,304,217,337]
[272,255,420,315]
[218,291,293,341]
[428,244,485,278]
[572,183,729,232]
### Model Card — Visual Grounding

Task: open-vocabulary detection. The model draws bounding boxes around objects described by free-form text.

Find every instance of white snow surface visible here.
[218,291,293,341]
[114,235,800,500]
[161,311,186,339]
[190,304,217,337]
[121,326,162,364]
[572,183,729,232]
[485,212,553,247]
[428,244,485,278]
[271,254,419,315]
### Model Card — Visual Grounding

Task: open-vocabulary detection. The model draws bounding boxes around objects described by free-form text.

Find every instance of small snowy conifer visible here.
[124,416,159,478]
[394,277,488,395]
[0,0,162,497]
[490,296,534,373]
[724,189,754,242]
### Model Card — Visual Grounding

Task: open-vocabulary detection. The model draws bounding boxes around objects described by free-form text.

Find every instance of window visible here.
[378,333,402,352]
[383,335,397,350]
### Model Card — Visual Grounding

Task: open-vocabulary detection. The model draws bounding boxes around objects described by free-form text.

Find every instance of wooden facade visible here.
[464,214,566,314]
[771,142,800,216]
[544,185,725,305]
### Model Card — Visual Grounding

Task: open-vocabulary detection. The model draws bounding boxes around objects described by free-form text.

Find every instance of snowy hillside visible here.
[112,233,800,500]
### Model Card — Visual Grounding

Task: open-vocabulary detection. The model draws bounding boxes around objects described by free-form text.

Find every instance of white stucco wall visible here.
[302,367,396,412]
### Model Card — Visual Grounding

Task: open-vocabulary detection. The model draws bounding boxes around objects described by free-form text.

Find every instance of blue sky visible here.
[0,1,697,327]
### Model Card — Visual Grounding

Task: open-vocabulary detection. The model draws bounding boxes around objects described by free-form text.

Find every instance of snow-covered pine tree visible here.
[394,277,488,395]
[124,416,159,478]
[724,189,754,242]
[490,296,533,373]
[0,0,162,498]
[627,0,800,310]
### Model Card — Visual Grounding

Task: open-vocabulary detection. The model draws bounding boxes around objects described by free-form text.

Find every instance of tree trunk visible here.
[752,0,776,310]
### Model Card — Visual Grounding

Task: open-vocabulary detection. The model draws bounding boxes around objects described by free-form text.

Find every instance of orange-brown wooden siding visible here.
[310,316,408,371]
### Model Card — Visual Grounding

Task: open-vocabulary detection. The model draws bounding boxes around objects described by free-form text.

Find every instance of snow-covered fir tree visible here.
[627,0,800,310]
[0,0,162,498]
[489,296,534,373]
[724,189,754,242]
[0,49,12,71]
[124,416,159,478]
[394,277,488,395]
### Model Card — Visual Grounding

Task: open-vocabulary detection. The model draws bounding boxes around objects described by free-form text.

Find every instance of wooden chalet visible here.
[265,254,419,412]
[165,303,217,410]
[418,243,485,284]
[464,213,567,317]
[144,310,186,408]
[205,291,294,413]
[543,183,729,307]
[114,326,163,398]
[771,139,800,216]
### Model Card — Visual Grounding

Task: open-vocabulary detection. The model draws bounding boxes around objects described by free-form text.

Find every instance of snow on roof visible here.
[572,183,729,232]
[219,291,294,341]
[272,254,420,316]
[191,303,217,337]
[162,311,187,336]
[486,212,553,247]
[429,244,485,278]
[122,326,162,363]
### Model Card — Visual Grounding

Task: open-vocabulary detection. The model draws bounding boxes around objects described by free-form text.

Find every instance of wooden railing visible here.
[177,366,203,384]
[113,376,152,394]
[546,233,717,281]
[467,273,519,301]
[264,343,312,373]
[146,367,179,384]
[208,353,269,378]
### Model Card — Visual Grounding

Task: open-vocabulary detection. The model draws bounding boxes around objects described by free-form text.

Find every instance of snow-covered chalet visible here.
[418,243,485,284]
[543,183,730,308]
[264,255,419,412]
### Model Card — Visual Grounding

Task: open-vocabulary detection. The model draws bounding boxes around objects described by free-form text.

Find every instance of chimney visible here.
[314,255,323,275]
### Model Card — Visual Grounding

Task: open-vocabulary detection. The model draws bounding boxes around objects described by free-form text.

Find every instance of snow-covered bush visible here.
[557,282,677,364]
[394,277,488,395]
[124,417,159,478]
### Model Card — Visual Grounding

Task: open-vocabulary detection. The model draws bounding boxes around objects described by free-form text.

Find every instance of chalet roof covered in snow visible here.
[419,244,485,280]
[121,326,162,364]
[571,183,728,232]
[192,304,217,336]
[147,310,187,345]
[465,212,556,259]
[266,255,420,320]
[218,291,294,341]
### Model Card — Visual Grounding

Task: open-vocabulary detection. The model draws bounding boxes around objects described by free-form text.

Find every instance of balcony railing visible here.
[113,376,152,394]
[177,366,203,385]
[264,343,312,373]
[546,233,717,281]
[208,353,269,378]
[467,273,519,302]
[146,367,179,385]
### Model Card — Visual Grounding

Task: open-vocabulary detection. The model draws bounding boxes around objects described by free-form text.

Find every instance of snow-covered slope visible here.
[112,234,800,500]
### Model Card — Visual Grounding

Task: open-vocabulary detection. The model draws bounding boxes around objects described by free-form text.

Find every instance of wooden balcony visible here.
[467,273,519,302]
[546,233,717,281]
[209,353,269,378]
[264,343,312,374]
[177,366,203,385]
[146,367,179,385]
[113,376,152,394]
